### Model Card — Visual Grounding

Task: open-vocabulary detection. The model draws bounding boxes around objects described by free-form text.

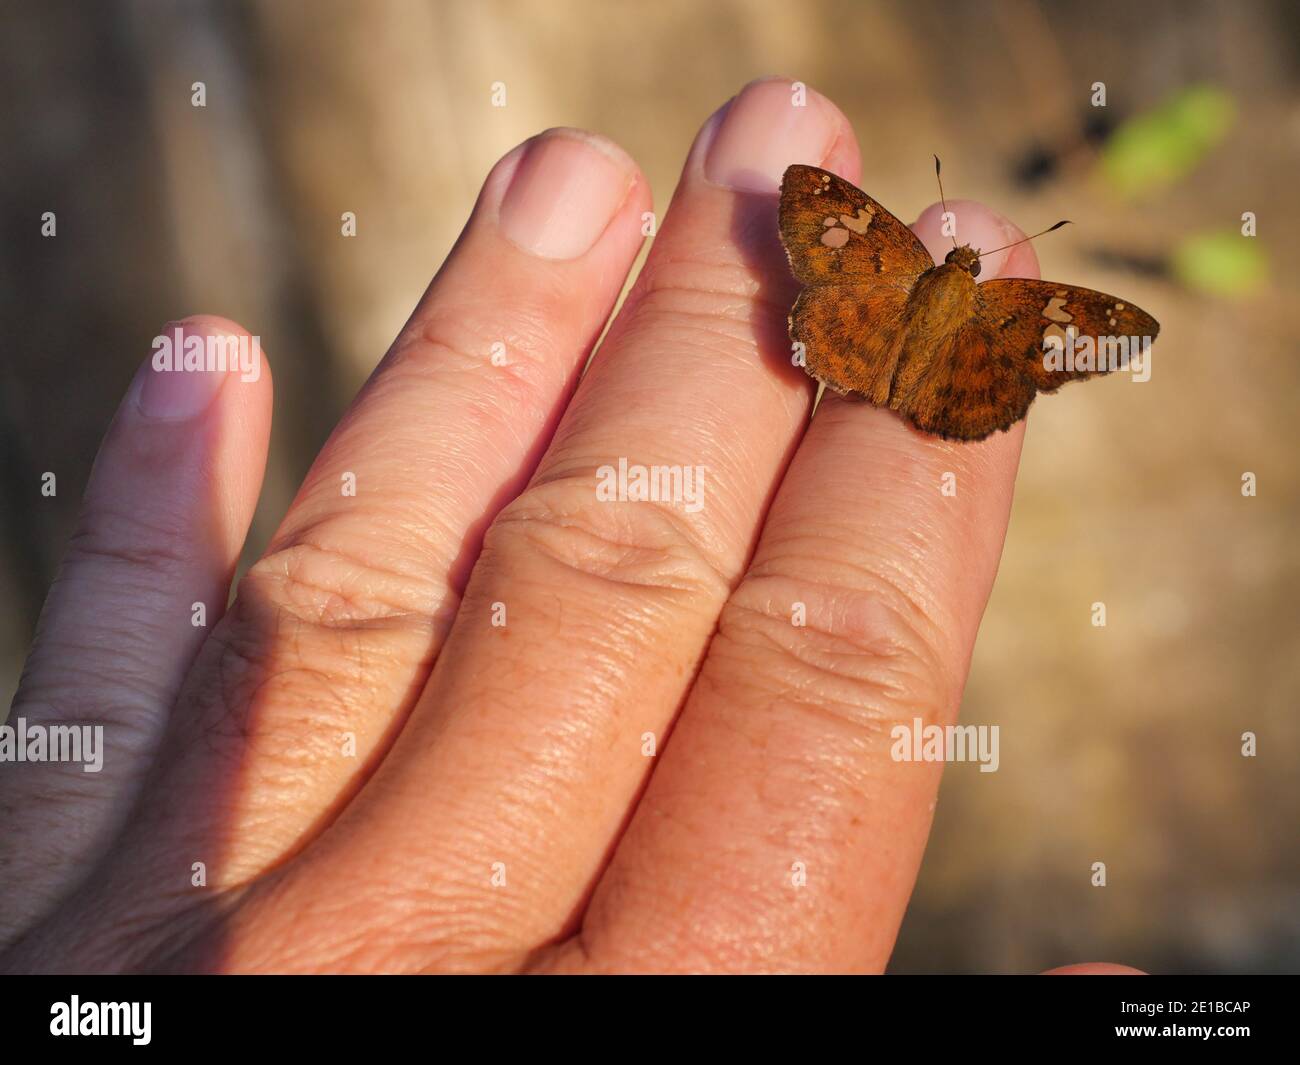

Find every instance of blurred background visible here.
[1,0,1296,972]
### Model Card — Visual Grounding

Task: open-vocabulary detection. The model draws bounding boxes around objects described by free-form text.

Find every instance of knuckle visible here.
[240,539,443,631]
[712,570,954,735]
[626,263,759,338]
[485,474,732,600]
[176,592,380,792]
[189,600,358,740]
[385,303,568,423]
[177,540,446,758]
[625,247,788,344]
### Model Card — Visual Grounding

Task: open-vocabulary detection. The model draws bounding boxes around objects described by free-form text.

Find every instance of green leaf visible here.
[1099,85,1235,199]
[1172,230,1267,296]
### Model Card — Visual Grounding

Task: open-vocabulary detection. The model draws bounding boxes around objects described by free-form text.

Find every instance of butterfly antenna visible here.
[934,155,957,249]
[978,219,1072,258]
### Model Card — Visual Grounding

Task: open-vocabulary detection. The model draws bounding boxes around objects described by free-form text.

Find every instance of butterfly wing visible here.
[779,165,934,289]
[897,320,1039,440]
[789,283,909,404]
[781,165,933,399]
[899,279,1160,441]
[973,279,1160,392]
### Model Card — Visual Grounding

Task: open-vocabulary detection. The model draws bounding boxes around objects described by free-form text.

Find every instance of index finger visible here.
[541,202,1041,973]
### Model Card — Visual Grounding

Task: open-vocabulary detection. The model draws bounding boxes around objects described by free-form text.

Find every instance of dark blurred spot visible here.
[1010,108,1123,191]
[1084,246,1171,280]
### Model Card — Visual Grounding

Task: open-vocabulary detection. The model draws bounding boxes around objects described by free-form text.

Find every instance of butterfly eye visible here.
[969,259,981,277]
[944,249,958,265]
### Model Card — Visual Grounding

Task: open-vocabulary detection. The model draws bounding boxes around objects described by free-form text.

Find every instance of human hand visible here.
[0,77,1134,974]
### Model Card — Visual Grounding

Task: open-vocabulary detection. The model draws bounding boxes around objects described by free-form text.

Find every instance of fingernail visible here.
[499,129,635,260]
[704,77,842,193]
[134,320,237,420]
[913,202,1022,279]
[956,205,1019,278]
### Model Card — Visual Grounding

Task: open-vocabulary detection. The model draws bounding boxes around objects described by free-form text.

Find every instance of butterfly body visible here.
[779,165,1160,441]
[897,261,979,349]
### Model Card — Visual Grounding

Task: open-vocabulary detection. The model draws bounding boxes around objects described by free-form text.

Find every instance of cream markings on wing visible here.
[819,197,875,249]
[838,205,876,234]
[1042,296,1073,324]
[1041,293,1075,349]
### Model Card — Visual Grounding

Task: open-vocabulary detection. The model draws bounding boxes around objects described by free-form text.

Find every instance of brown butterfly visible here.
[778,162,1160,441]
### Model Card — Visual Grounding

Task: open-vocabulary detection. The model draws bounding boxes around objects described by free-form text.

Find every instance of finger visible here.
[90,129,652,896]
[3,131,652,971]
[0,316,271,945]
[223,77,862,972]
[1042,963,1146,975]
[549,204,1042,973]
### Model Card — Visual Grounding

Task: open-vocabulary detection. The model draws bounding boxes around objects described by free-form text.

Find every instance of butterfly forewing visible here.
[972,279,1160,392]
[779,165,933,289]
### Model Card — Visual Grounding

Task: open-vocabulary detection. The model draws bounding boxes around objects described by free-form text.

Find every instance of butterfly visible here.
[778,163,1160,441]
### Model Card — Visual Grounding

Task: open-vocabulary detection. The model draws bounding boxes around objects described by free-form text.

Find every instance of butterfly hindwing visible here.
[779,165,934,289]
[790,283,909,405]
[896,319,1039,441]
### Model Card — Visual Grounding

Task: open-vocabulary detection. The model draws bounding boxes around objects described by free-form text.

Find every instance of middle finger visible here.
[238,77,860,971]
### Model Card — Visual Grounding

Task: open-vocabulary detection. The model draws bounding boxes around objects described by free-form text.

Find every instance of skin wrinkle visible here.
[62,526,199,572]
[287,420,509,535]
[36,582,215,665]
[616,289,778,353]
[23,642,170,702]
[494,477,736,596]
[746,534,959,661]
[250,811,534,972]
[24,855,234,974]
[386,332,561,432]
[272,506,465,586]
[510,532,718,603]
[711,608,944,728]
[162,631,394,849]
[533,416,788,578]
[245,541,444,626]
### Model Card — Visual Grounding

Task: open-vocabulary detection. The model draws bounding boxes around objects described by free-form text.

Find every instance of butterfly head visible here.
[944,245,982,277]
